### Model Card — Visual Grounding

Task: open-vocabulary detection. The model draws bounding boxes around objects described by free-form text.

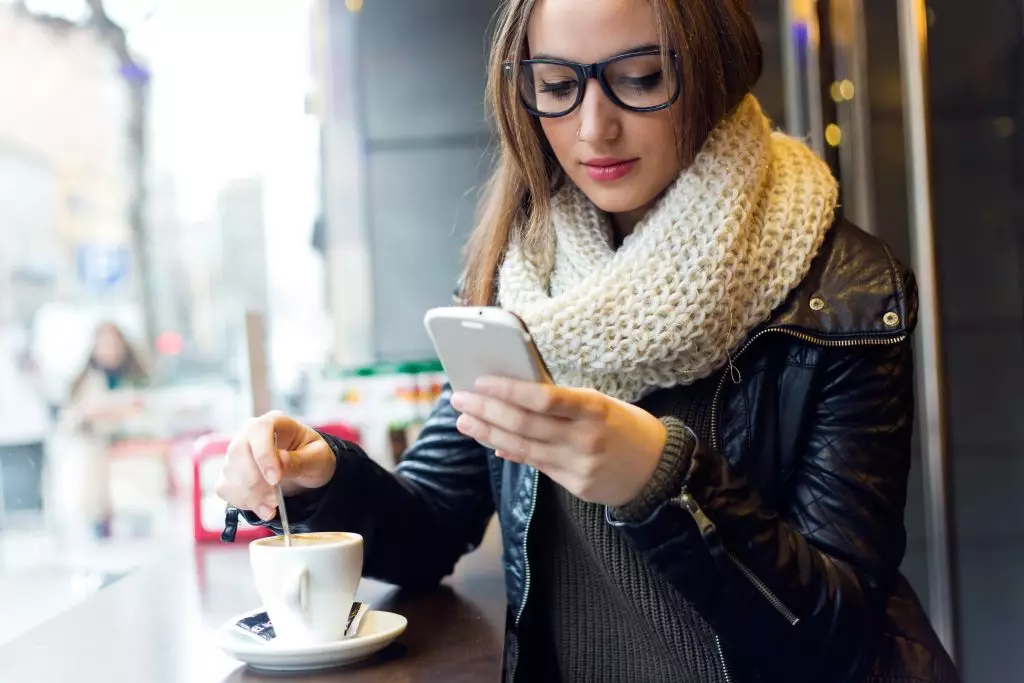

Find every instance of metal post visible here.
[244,311,271,417]
[126,76,155,349]
[815,0,842,181]
[804,1,825,158]
[320,0,375,368]
[831,0,876,233]
[781,0,825,157]
[896,0,959,660]
[780,0,806,136]
[0,455,7,536]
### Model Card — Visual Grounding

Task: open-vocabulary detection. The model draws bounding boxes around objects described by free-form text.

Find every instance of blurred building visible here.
[145,174,187,340]
[216,177,269,318]
[144,175,271,376]
[0,5,134,332]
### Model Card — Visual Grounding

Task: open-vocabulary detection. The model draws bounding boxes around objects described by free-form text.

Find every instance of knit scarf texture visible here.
[498,95,838,402]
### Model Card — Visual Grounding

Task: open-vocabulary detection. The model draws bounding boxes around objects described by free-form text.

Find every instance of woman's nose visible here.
[575,81,621,143]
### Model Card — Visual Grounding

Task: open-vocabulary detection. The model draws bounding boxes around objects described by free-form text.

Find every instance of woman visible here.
[218,0,958,681]
[54,322,148,538]
[64,322,148,432]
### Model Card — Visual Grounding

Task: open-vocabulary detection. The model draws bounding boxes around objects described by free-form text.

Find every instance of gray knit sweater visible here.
[522,381,729,683]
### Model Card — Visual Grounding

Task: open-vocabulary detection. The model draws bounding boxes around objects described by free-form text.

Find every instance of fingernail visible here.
[257,505,275,520]
[263,468,280,486]
[450,392,467,410]
[456,416,475,436]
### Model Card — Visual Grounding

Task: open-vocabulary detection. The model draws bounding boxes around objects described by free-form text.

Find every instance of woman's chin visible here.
[575,182,654,216]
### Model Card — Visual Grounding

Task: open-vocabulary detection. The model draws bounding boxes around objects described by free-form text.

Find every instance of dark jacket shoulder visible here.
[768,218,919,340]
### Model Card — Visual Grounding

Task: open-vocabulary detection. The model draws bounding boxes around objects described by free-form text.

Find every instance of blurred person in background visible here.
[0,325,50,522]
[50,322,149,540]
[217,0,958,681]
[65,322,149,425]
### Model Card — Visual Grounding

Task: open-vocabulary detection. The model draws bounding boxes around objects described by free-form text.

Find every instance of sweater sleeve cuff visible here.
[611,417,696,524]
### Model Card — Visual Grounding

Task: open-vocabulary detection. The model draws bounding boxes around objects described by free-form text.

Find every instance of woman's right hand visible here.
[216,411,337,521]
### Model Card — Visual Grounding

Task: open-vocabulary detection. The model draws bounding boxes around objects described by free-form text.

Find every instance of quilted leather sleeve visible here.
[619,340,915,683]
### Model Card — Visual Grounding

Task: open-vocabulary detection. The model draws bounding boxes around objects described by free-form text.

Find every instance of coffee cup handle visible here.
[283,567,309,621]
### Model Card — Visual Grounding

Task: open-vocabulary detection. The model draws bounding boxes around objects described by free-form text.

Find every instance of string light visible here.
[830,80,856,102]
[993,117,1015,139]
[825,124,842,147]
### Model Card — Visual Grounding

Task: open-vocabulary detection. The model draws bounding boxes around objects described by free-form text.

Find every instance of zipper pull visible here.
[724,309,742,384]
[676,491,727,564]
[726,351,742,384]
[221,505,240,543]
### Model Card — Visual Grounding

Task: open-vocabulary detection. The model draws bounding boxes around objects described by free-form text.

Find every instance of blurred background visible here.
[0,0,1019,680]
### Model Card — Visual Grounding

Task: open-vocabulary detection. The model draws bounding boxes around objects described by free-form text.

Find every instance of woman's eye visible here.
[619,71,664,92]
[539,80,578,99]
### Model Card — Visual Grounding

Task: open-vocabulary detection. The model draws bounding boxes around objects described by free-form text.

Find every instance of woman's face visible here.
[92,326,127,371]
[527,0,682,229]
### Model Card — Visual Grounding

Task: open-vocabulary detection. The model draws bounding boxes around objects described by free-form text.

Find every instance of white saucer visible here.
[213,610,408,672]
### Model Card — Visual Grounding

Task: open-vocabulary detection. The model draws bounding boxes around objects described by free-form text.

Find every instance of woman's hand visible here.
[216,411,337,521]
[450,377,667,507]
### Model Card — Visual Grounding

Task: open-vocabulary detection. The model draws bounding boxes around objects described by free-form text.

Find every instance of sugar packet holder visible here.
[234,602,370,643]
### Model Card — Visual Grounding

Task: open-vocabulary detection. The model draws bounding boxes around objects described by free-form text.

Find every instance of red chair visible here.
[192,434,271,543]
[312,422,361,446]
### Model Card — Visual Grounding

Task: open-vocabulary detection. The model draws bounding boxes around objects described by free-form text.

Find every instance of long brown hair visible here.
[462,0,763,306]
[70,322,148,401]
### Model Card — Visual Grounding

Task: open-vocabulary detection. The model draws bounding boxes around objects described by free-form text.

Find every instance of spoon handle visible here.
[273,433,291,547]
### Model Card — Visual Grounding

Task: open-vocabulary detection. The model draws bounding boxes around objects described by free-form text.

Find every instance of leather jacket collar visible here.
[764,218,919,340]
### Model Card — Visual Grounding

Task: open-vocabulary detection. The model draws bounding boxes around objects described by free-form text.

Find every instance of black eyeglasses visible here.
[504,47,681,118]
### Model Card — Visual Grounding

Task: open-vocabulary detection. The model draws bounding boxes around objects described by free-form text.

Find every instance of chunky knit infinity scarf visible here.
[498,96,838,402]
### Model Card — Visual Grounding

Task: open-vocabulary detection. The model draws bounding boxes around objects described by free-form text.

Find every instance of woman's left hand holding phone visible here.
[450,377,666,507]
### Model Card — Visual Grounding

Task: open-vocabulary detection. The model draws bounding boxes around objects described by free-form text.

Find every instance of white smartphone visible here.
[423,306,553,393]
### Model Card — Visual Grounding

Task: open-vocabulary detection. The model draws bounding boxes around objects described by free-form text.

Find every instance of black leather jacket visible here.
[256,220,958,683]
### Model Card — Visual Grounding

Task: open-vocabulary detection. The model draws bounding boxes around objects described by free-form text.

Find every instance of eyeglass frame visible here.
[503,47,681,118]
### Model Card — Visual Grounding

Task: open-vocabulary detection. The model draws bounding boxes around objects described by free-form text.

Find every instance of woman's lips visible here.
[582,158,639,182]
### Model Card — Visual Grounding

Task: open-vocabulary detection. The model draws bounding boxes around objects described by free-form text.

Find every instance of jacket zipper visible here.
[710,327,907,452]
[676,490,796,683]
[511,467,541,682]
[701,325,907,677]
[713,634,733,683]
[679,489,802,623]
[509,327,907,680]
[674,491,739,682]
[727,551,800,626]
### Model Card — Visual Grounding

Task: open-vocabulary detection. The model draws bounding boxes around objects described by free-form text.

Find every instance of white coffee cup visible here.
[249,532,364,644]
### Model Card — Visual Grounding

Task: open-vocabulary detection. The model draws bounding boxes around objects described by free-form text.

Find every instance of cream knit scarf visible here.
[498,96,839,403]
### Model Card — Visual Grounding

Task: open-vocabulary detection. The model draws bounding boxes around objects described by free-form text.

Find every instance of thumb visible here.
[278,439,333,486]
